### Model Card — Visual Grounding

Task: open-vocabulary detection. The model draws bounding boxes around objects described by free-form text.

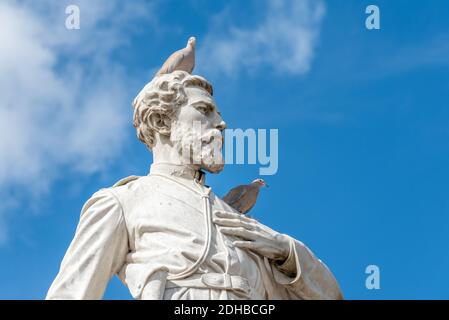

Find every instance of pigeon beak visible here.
[264,183,269,188]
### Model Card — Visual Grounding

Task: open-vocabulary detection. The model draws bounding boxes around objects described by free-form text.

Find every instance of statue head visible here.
[132,71,227,173]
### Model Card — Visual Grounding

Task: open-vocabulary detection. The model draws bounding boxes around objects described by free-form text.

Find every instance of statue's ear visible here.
[149,111,171,136]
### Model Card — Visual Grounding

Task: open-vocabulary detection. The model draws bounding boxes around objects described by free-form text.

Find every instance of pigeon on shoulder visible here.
[222,179,268,215]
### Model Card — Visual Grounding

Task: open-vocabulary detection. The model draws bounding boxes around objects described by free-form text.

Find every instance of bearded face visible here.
[169,87,226,173]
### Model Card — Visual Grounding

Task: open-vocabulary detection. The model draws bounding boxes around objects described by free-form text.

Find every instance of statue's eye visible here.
[195,105,209,114]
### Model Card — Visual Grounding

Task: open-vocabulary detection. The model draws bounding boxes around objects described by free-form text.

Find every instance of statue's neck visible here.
[149,162,206,185]
[152,144,200,168]
[150,137,205,184]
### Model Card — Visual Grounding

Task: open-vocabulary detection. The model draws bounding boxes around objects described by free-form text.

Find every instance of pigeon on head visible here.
[155,36,196,76]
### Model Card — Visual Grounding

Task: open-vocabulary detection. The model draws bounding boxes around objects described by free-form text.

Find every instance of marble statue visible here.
[46,39,343,300]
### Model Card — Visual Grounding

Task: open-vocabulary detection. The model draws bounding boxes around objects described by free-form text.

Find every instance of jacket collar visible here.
[149,163,206,185]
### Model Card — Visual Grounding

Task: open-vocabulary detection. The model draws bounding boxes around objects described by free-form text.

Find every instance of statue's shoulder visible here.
[112,175,142,187]
[98,175,146,199]
[102,174,163,201]
[80,176,144,214]
[99,175,148,207]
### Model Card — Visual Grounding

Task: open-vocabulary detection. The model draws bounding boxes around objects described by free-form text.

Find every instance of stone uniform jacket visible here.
[46,165,343,300]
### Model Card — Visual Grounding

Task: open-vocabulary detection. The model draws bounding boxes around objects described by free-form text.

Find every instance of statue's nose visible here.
[216,120,227,131]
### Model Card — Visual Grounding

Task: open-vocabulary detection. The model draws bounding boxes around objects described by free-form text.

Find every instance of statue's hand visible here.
[213,211,290,262]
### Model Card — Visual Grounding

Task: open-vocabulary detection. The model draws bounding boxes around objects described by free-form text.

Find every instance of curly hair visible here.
[132,71,213,150]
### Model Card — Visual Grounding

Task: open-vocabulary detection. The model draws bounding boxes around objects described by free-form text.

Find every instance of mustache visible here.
[200,129,223,145]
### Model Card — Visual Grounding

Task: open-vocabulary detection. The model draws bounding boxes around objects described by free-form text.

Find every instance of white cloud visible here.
[0,0,156,242]
[198,0,325,77]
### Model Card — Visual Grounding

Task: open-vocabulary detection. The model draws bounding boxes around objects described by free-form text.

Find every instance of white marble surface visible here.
[47,65,342,300]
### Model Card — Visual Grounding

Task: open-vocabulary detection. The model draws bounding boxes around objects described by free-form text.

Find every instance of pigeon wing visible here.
[156,50,186,76]
[178,47,195,73]
[223,185,247,211]
[238,187,260,214]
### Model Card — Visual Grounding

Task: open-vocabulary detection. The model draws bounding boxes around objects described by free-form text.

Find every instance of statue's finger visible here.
[212,218,255,230]
[214,210,253,223]
[219,227,257,240]
[233,241,257,250]
[214,210,239,219]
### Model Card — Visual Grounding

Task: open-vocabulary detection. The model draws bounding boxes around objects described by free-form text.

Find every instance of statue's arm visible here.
[271,236,343,300]
[46,189,128,300]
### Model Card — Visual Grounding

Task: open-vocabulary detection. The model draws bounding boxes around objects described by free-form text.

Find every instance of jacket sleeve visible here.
[270,236,343,300]
[46,189,128,300]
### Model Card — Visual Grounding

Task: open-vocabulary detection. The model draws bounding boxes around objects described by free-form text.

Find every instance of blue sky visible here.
[1,0,449,299]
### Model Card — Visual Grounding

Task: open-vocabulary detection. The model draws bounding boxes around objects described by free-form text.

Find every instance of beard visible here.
[198,131,224,173]
[171,121,224,173]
